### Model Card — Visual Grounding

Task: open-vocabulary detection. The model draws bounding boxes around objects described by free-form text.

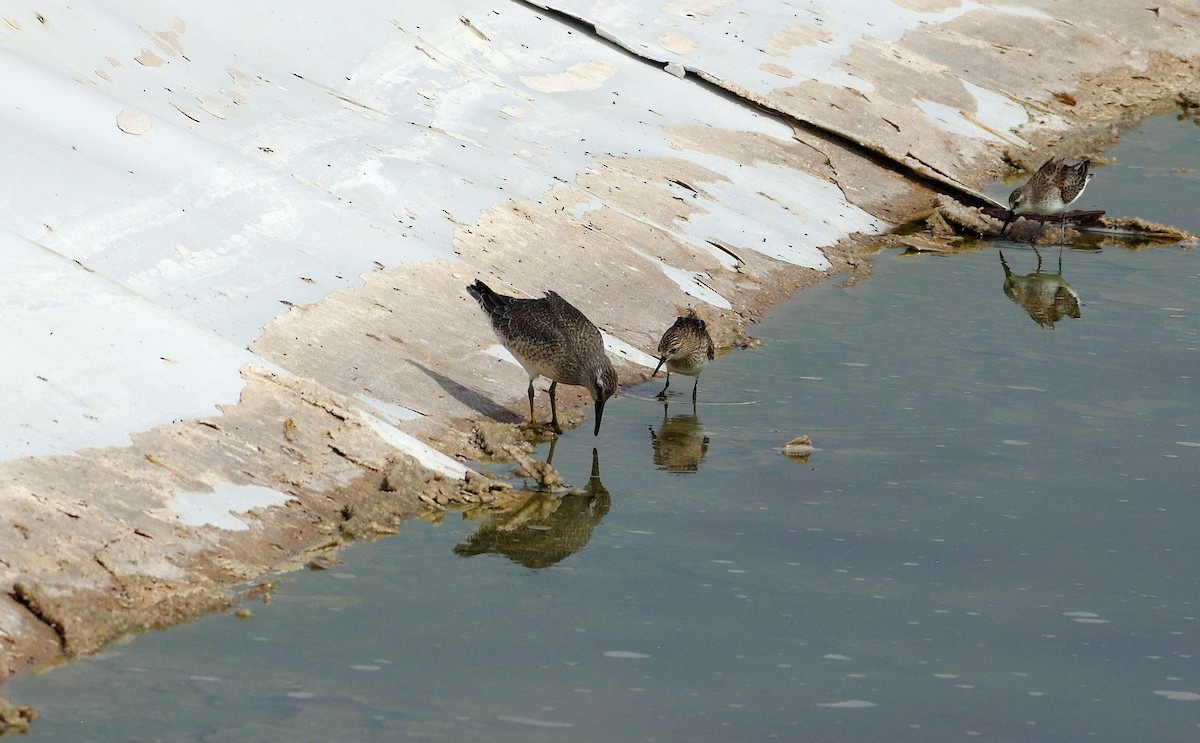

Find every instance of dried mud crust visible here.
[999,53,1200,177]
[0,699,36,736]
[10,579,233,660]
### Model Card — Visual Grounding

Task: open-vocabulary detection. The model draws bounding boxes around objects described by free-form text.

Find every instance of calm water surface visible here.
[9,114,1199,741]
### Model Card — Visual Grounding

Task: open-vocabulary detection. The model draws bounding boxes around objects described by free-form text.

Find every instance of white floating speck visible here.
[816,699,877,708]
[1154,690,1200,701]
[604,650,651,659]
[498,715,574,728]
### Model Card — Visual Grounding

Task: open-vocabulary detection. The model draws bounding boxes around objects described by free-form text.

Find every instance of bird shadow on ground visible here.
[408,361,520,423]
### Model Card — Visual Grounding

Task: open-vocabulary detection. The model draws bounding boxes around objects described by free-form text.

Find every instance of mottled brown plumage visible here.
[652,313,715,401]
[1004,158,1094,241]
[468,279,618,435]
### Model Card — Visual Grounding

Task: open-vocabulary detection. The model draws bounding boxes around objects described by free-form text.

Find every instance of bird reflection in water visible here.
[649,399,710,473]
[453,447,610,569]
[999,248,1082,329]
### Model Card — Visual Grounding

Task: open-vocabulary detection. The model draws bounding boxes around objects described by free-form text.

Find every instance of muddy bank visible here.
[2,0,1199,709]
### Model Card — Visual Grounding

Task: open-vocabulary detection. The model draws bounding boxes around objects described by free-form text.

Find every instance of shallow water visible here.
[9,113,1199,741]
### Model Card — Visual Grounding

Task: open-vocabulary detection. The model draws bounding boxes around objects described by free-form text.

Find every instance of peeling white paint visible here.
[917,99,1004,142]
[484,343,522,366]
[357,412,473,479]
[658,264,732,309]
[961,80,1031,147]
[520,60,619,93]
[538,0,979,95]
[357,395,425,424]
[916,81,1030,147]
[681,160,886,269]
[603,334,660,369]
[169,483,295,532]
[0,235,252,462]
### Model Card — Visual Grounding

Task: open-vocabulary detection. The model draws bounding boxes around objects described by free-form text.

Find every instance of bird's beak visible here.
[1000,209,1015,235]
[593,398,606,436]
[652,356,666,376]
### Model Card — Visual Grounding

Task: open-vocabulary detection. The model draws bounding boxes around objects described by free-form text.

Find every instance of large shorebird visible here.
[652,312,715,402]
[1004,158,1094,242]
[468,279,618,436]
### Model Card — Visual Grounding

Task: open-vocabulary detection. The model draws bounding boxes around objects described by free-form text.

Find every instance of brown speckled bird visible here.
[652,312,715,401]
[1004,158,1094,242]
[468,279,618,435]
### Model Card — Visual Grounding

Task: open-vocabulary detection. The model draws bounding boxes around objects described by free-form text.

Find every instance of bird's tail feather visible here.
[467,279,510,315]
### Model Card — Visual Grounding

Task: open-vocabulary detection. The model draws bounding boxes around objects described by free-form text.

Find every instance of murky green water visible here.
[9,114,1199,741]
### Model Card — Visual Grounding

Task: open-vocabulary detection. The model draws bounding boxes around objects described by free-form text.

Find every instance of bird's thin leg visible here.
[656,372,671,399]
[549,381,562,434]
[691,377,699,402]
[527,380,537,426]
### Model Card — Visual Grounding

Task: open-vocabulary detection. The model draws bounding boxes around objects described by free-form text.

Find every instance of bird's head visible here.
[1001,185,1029,234]
[589,364,619,436]
[1008,184,1028,213]
[653,331,687,375]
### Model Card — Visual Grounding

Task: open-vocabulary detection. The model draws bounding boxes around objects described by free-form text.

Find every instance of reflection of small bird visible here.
[652,313,715,401]
[1003,158,1094,242]
[999,249,1081,329]
[649,400,709,473]
[468,280,618,435]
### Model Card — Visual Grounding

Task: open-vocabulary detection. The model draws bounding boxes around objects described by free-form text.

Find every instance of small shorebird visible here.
[652,312,715,401]
[1003,158,1094,242]
[467,279,618,436]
